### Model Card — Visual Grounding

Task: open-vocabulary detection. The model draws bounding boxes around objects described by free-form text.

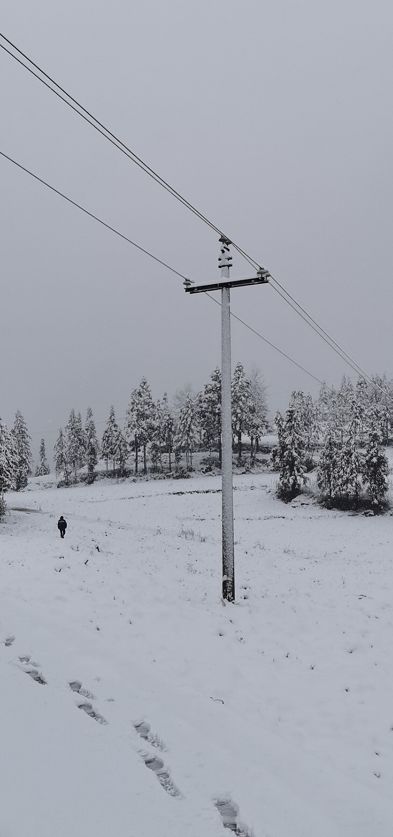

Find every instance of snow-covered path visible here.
[1,473,392,836]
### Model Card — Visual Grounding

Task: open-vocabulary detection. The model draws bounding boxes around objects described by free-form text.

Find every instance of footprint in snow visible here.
[19,654,40,667]
[18,655,46,685]
[69,680,95,699]
[78,702,107,725]
[4,636,15,647]
[26,669,47,685]
[214,798,254,836]
[134,720,166,751]
[141,752,181,798]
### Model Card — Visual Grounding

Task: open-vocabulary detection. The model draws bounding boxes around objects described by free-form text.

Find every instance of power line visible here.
[0,150,189,284]
[269,284,370,382]
[0,31,378,387]
[205,294,323,385]
[0,36,224,237]
[269,279,370,378]
[0,148,323,386]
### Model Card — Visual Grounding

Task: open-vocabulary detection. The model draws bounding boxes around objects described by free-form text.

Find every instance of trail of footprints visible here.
[134,721,181,798]
[5,637,253,833]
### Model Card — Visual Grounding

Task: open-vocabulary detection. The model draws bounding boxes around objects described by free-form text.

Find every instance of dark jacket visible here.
[58,517,67,531]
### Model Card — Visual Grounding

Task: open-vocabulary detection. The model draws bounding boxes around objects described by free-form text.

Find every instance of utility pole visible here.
[219,237,235,601]
[185,239,269,602]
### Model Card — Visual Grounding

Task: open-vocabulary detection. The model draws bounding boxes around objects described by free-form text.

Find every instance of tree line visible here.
[53,363,267,484]
[275,375,393,511]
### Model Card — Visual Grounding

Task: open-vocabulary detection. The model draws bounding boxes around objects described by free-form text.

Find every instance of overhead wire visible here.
[0,30,378,385]
[0,150,189,283]
[0,148,323,386]
[270,284,370,382]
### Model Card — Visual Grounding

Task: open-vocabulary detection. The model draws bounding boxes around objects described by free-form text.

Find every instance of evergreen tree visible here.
[368,374,393,444]
[12,410,31,490]
[317,428,340,500]
[35,438,50,477]
[65,409,80,479]
[276,407,306,501]
[355,377,370,443]
[161,393,175,472]
[76,412,86,469]
[198,368,221,463]
[102,407,128,474]
[85,407,99,483]
[153,395,175,472]
[175,393,198,468]
[316,382,338,444]
[232,362,252,463]
[289,390,318,462]
[362,419,389,510]
[116,430,128,476]
[54,429,67,479]
[336,417,361,506]
[0,420,17,496]
[125,378,156,474]
[102,406,118,471]
[248,369,268,462]
[336,377,355,441]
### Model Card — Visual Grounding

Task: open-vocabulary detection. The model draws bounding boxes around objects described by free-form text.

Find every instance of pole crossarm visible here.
[184,275,269,294]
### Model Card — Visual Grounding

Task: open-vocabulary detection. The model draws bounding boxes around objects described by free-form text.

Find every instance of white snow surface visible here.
[1,472,393,836]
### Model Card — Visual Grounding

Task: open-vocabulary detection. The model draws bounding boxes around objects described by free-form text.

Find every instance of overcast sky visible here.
[1,0,393,459]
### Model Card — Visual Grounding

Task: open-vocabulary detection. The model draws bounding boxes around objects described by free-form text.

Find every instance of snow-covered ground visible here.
[1,472,392,836]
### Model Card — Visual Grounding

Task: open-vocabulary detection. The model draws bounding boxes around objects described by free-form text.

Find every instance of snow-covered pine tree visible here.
[115,429,128,476]
[248,369,268,462]
[35,438,50,477]
[232,362,252,464]
[289,391,318,465]
[362,417,389,510]
[0,420,17,497]
[125,378,156,474]
[354,377,371,443]
[102,406,118,471]
[199,368,221,463]
[336,411,362,507]
[12,410,31,490]
[76,412,86,469]
[160,393,175,472]
[368,374,392,444]
[336,377,355,441]
[85,407,99,483]
[102,407,128,474]
[54,428,67,480]
[317,428,340,501]
[152,394,175,472]
[175,393,198,469]
[65,409,80,480]
[275,407,306,501]
[151,398,164,472]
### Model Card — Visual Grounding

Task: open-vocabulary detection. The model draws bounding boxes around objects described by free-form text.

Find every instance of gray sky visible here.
[1,0,393,459]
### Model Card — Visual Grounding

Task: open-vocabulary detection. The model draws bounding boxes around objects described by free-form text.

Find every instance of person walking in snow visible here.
[58,515,67,539]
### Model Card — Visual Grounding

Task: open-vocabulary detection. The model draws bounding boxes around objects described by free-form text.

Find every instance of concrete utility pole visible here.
[185,239,268,602]
[219,238,234,602]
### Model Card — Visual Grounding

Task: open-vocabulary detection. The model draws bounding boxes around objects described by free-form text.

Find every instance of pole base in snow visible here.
[222,578,235,602]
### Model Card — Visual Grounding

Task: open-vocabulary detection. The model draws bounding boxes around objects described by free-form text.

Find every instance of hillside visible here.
[1,472,392,836]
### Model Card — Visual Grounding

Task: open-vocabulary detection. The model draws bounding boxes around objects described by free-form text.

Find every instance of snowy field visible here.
[1,472,393,836]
